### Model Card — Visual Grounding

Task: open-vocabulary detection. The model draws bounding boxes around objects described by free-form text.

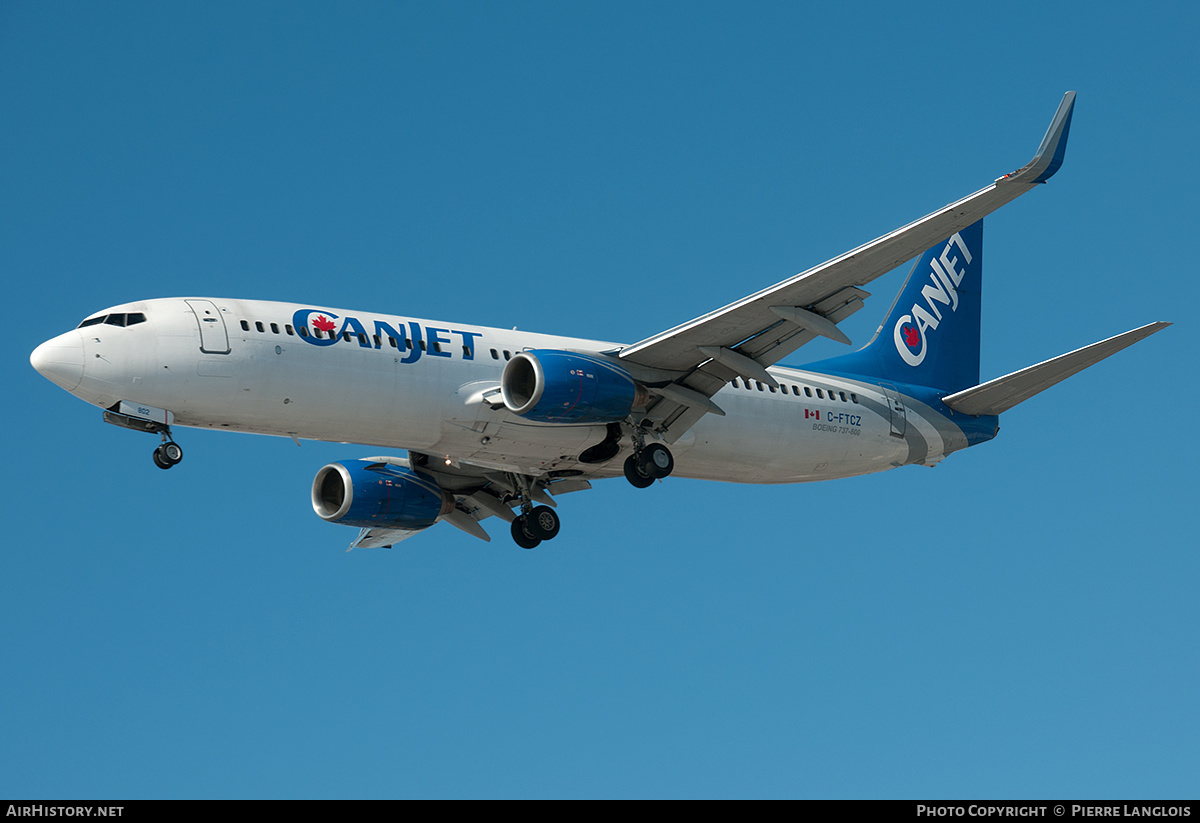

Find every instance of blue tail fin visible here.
[809,220,983,392]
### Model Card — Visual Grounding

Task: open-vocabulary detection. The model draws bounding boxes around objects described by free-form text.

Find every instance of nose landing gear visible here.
[100,403,184,471]
[152,435,183,470]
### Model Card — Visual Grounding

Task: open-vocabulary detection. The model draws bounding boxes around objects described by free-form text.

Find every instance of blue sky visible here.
[3,1,1197,799]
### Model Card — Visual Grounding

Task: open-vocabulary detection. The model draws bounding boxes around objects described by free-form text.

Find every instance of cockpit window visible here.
[77,312,146,329]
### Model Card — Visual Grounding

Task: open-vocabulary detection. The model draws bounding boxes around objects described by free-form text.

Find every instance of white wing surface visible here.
[620,92,1077,439]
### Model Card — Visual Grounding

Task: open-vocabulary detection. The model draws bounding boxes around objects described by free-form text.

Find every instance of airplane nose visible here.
[31,331,85,392]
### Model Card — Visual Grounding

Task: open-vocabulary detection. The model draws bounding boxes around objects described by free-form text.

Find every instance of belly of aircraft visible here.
[672,406,909,484]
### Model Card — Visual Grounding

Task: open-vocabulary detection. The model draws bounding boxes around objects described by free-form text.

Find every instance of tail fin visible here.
[809,220,983,392]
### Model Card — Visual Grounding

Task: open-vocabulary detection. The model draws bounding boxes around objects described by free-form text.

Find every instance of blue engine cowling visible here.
[500,350,649,424]
[312,460,453,529]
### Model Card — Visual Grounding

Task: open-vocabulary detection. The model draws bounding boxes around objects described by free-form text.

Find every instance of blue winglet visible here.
[999,91,1076,185]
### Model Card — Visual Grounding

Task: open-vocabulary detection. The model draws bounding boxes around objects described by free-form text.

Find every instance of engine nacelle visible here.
[312,460,454,529]
[500,349,649,424]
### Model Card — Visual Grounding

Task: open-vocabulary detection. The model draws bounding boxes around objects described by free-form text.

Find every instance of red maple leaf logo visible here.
[313,315,335,333]
[903,325,920,348]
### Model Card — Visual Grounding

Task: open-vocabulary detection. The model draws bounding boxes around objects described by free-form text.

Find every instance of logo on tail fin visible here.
[894,318,924,365]
[891,231,973,367]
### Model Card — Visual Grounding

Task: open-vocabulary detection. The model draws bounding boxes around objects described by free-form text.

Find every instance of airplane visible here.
[30,92,1170,550]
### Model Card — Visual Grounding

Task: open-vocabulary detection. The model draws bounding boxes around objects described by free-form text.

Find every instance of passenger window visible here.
[240,320,249,331]
[804,387,812,397]
[817,389,825,399]
[285,324,295,336]
[299,326,309,338]
[490,349,499,360]
[255,321,264,333]
[270,323,279,334]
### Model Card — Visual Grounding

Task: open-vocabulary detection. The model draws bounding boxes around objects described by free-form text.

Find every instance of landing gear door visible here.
[880,383,906,439]
[186,299,230,354]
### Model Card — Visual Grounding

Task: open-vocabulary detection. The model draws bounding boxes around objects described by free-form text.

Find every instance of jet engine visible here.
[500,350,649,424]
[312,460,454,529]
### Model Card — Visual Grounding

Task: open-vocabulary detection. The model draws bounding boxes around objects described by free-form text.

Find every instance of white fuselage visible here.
[36,297,965,483]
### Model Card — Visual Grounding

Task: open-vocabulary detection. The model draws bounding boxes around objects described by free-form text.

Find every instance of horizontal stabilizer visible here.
[942,322,1170,416]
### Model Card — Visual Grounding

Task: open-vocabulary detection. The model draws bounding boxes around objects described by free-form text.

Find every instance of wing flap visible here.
[738,286,869,366]
[348,526,428,551]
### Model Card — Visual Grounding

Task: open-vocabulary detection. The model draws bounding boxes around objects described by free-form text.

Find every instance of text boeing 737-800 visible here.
[30,93,1169,549]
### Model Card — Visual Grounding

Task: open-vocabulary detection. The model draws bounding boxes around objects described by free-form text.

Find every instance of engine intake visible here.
[312,460,453,529]
[500,350,648,424]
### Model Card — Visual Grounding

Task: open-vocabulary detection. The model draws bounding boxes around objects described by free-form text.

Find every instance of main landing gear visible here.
[507,474,562,550]
[152,433,184,470]
[502,433,674,548]
[623,440,674,488]
[511,505,561,549]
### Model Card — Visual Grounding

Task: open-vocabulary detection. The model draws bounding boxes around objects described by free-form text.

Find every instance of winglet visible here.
[998,91,1076,185]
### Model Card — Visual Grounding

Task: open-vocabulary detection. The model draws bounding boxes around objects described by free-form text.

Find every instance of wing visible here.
[620,92,1077,440]
[344,458,594,550]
